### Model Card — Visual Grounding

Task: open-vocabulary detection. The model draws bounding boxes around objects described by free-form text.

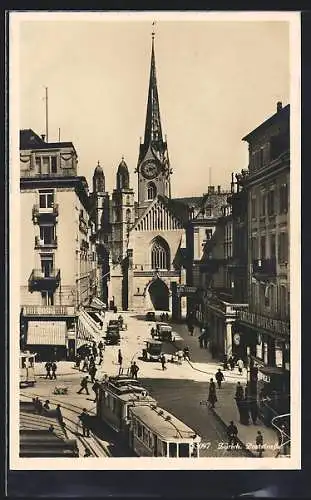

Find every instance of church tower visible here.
[136,31,172,218]
[111,158,135,264]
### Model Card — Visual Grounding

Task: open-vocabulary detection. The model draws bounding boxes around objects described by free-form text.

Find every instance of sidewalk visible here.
[35,361,79,377]
[210,382,280,457]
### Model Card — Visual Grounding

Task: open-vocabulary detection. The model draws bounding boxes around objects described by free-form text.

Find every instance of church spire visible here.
[143,29,163,146]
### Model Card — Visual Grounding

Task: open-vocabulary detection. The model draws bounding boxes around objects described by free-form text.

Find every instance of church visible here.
[90,33,211,319]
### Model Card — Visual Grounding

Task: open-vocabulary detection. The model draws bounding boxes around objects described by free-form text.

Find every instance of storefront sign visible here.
[238,310,290,338]
[233,333,240,346]
[176,285,198,297]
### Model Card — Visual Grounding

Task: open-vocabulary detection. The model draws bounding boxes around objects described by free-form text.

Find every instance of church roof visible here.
[158,195,191,225]
[94,161,104,176]
[143,35,163,146]
[173,196,203,208]
[117,158,129,172]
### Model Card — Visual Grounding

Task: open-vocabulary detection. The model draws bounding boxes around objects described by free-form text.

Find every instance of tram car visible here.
[128,404,202,458]
[20,351,36,387]
[96,375,202,457]
[96,375,156,433]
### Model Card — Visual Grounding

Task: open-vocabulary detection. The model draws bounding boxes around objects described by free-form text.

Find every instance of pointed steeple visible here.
[143,32,163,145]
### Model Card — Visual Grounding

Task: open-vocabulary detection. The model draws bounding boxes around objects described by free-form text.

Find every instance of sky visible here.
[17,14,291,198]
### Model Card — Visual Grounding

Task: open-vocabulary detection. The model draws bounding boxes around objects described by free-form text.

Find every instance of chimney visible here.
[277,101,282,112]
[217,185,221,194]
[208,186,215,194]
[41,134,46,142]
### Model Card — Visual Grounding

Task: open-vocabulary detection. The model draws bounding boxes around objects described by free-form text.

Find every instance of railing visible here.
[35,236,58,248]
[133,270,180,277]
[32,204,59,222]
[238,310,290,338]
[29,268,60,282]
[252,258,277,276]
[22,305,75,316]
[21,168,77,178]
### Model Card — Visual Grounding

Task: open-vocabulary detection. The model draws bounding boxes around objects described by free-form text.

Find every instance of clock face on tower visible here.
[141,159,161,179]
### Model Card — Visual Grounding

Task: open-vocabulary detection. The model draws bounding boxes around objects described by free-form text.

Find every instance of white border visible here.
[9,10,301,471]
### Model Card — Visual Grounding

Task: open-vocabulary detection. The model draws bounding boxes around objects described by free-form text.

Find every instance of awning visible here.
[27,321,67,346]
[89,297,106,310]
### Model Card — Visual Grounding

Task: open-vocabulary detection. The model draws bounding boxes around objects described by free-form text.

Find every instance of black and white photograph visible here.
[9,11,300,469]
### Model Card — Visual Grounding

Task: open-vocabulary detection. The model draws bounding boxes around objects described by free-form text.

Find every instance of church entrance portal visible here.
[148,278,169,311]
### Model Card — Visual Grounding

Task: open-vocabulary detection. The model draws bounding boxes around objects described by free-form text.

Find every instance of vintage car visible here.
[105,320,120,345]
[152,323,175,342]
[145,311,156,321]
[142,340,163,362]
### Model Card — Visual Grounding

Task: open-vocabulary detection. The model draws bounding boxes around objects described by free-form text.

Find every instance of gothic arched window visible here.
[151,237,170,270]
[126,209,131,223]
[147,182,157,200]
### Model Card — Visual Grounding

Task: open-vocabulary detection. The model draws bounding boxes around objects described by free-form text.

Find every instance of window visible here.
[147,182,157,200]
[41,156,50,174]
[278,232,288,263]
[41,291,54,306]
[40,225,55,245]
[137,422,143,439]
[205,229,213,240]
[169,442,177,457]
[126,209,131,223]
[179,443,190,458]
[39,190,54,209]
[35,157,41,170]
[260,235,266,259]
[280,183,288,214]
[251,197,256,219]
[51,156,57,173]
[260,193,266,217]
[205,206,212,217]
[267,190,275,216]
[41,255,53,277]
[151,238,169,269]
[270,234,276,258]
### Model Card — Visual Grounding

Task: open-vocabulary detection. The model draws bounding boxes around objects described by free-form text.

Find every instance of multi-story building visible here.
[20,129,97,361]
[235,102,290,420]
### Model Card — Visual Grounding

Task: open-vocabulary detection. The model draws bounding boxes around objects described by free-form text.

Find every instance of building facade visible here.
[235,102,290,420]
[20,130,97,360]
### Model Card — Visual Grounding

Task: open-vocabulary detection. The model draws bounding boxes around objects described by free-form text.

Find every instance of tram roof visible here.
[119,393,156,404]
[129,405,199,441]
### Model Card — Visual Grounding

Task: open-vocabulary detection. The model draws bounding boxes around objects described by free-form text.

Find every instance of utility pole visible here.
[44,86,49,142]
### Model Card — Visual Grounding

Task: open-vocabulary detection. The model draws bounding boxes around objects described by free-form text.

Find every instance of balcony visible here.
[79,216,88,235]
[32,204,59,223]
[22,305,75,316]
[133,267,180,278]
[252,258,276,279]
[238,310,290,340]
[35,236,58,249]
[21,168,77,179]
[28,269,60,291]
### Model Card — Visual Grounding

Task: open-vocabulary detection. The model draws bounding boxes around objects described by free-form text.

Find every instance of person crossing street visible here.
[77,375,90,395]
[215,368,225,389]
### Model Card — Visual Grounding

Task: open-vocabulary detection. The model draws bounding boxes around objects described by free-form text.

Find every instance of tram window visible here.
[169,443,177,457]
[160,441,167,457]
[142,426,148,443]
[191,443,199,457]
[179,443,190,457]
[137,422,142,439]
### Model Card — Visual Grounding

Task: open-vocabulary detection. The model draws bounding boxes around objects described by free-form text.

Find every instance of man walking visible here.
[215,368,225,389]
[256,430,264,457]
[97,350,103,366]
[51,361,57,380]
[160,354,167,371]
[79,408,90,437]
[89,364,97,384]
[45,361,52,380]
[77,375,90,395]
[227,421,238,450]
[118,349,123,367]
[130,362,139,380]
[235,381,244,408]
[237,358,244,375]
[208,378,217,409]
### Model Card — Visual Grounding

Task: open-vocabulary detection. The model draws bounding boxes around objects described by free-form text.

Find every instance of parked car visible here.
[153,323,175,342]
[146,311,156,321]
[105,321,120,345]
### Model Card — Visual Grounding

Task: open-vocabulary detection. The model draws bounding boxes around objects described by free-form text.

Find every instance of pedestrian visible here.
[98,340,104,352]
[188,324,194,336]
[130,361,139,380]
[89,364,97,383]
[45,361,52,379]
[79,408,90,437]
[237,358,244,375]
[77,375,90,395]
[198,335,203,349]
[183,346,190,361]
[84,447,92,457]
[43,399,50,411]
[228,356,235,371]
[51,361,57,380]
[250,398,259,425]
[82,356,89,372]
[118,349,123,366]
[215,368,225,389]
[177,350,183,365]
[150,326,155,337]
[55,404,64,426]
[48,424,55,433]
[208,378,217,409]
[92,346,98,359]
[256,430,264,457]
[160,354,167,370]
[239,394,250,425]
[227,421,238,450]
[203,336,208,349]
[92,380,99,402]
[223,354,228,370]
[235,382,244,408]
[98,350,103,366]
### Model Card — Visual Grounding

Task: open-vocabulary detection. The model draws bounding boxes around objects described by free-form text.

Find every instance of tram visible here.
[96,375,202,457]
[20,351,36,387]
[128,404,201,457]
